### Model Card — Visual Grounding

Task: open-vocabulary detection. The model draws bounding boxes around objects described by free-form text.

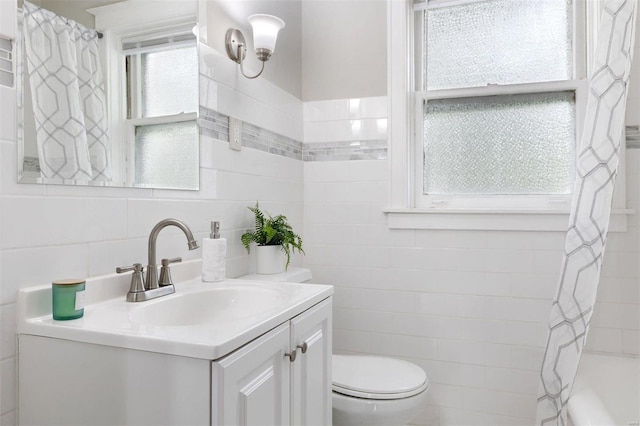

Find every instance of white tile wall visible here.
[303,96,388,143]
[303,97,640,424]
[199,43,303,142]
[0,358,15,419]
[0,2,304,420]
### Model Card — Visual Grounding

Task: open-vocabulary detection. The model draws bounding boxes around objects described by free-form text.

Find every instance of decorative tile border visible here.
[200,106,386,161]
[303,140,388,161]
[23,156,40,172]
[0,36,13,88]
[243,121,303,161]
[199,107,230,142]
[199,106,302,160]
[626,125,639,149]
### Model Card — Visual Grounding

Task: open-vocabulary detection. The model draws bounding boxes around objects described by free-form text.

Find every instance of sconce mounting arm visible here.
[225,28,268,80]
[237,45,265,79]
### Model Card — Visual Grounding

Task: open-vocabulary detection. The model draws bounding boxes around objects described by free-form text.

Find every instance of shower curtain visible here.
[536,0,637,425]
[23,1,111,182]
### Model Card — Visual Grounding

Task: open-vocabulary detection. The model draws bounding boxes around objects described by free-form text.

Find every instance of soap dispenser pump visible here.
[202,221,226,282]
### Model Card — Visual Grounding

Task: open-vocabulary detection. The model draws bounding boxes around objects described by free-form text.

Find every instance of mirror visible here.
[16,0,200,190]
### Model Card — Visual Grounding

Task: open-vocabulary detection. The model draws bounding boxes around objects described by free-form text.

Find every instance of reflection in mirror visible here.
[16,0,199,190]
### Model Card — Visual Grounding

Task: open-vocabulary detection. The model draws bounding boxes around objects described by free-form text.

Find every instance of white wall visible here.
[301,8,640,424]
[207,0,388,102]
[301,0,387,101]
[206,0,303,100]
[0,1,304,423]
[304,147,638,424]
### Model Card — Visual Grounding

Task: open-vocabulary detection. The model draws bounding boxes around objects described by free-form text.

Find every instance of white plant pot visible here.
[256,245,286,275]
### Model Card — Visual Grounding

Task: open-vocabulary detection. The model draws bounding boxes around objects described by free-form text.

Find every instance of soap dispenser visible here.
[202,221,226,282]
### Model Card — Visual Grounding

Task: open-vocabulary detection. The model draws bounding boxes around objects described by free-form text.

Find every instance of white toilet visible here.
[239,267,430,426]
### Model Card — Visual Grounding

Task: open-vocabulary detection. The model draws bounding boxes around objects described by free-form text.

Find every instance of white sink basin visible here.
[16,260,333,360]
[130,286,288,327]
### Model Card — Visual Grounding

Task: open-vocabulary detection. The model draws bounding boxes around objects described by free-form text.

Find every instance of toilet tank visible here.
[238,267,312,283]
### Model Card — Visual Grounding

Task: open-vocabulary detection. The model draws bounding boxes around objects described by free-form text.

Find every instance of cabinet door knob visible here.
[296,342,308,354]
[284,349,297,362]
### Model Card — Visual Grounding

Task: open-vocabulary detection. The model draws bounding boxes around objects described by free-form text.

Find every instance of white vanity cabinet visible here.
[18,271,333,426]
[18,295,332,426]
[212,298,332,426]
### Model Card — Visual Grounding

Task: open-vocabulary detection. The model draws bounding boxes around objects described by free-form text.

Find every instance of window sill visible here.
[383,208,635,232]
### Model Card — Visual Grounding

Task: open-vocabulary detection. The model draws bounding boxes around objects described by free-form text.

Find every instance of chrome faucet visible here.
[116,218,199,302]
[146,218,199,290]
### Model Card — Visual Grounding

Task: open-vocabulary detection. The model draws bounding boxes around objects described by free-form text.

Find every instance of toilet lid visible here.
[332,355,429,400]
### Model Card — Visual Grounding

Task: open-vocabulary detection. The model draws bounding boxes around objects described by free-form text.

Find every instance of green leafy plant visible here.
[241,202,304,269]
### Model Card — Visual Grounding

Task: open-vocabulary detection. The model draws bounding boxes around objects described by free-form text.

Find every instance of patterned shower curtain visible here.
[23,1,111,182]
[536,0,637,424]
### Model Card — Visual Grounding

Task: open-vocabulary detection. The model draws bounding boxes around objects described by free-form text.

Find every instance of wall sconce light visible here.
[225,14,285,79]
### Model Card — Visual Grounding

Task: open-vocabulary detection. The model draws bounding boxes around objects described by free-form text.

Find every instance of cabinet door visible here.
[290,298,333,426]
[212,322,291,426]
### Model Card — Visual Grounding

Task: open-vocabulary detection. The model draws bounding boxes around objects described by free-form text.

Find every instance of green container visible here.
[52,279,86,320]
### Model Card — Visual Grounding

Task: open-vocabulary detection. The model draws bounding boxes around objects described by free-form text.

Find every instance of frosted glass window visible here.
[141,46,197,117]
[135,121,198,190]
[426,0,573,90]
[423,92,575,195]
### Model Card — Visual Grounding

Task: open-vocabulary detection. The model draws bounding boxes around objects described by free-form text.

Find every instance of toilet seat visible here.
[332,355,429,400]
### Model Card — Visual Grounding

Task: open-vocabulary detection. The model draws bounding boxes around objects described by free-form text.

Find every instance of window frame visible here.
[120,29,198,188]
[90,0,198,187]
[416,0,586,209]
[385,0,631,231]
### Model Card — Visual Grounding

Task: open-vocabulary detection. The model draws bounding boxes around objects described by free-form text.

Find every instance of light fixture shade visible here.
[248,14,285,53]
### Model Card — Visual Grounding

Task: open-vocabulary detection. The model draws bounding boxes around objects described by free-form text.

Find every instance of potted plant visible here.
[241,202,304,274]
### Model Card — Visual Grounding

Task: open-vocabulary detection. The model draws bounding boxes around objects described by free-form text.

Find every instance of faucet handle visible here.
[116,263,143,274]
[158,257,182,287]
[116,263,146,295]
[161,257,182,267]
